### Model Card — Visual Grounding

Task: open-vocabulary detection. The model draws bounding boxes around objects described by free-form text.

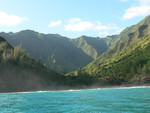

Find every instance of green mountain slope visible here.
[0,30,94,72]
[85,35,150,84]
[112,15,150,49]
[0,36,67,92]
[81,16,150,85]
[70,35,108,59]
[0,35,96,92]
[0,30,110,72]
[104,35,118,49]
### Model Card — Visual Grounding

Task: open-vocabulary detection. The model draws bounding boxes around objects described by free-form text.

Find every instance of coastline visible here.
[1,84,150,94]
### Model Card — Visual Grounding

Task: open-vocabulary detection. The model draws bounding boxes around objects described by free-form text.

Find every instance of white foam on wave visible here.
[57,89,86,92]
[105,86,150,90]
[0,88,101,94]
[0,90,53,94]
[1,86,150,94]
[1,89,85,94]
[64,88,102,92]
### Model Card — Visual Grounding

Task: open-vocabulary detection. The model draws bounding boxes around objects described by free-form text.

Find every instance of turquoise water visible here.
[0,87,150,113]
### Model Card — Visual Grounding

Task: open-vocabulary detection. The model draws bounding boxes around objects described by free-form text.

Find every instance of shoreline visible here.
[1,85,150,94]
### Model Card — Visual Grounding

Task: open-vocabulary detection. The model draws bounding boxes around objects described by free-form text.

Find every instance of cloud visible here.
[139,0,150,5]
[49,20,62,27]
[99,31,109,36]
[95,22,118,31]
[64,18,94,31]
[49,18,120,37]
[122,0,150,19]
[119,0,128,2]
[64,18,118,32]
[0,12,29,26]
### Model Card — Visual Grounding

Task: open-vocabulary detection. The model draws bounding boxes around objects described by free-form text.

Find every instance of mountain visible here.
[0,35,69,92]
[70,35,108,59]
[0,35,96,92]
[76,15,150,85]
[1,16,150,90]
[104,35,118,49]
[0,30,109,72]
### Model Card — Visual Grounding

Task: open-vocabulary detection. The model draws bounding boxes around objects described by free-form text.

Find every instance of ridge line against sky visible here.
[0,0,150,38]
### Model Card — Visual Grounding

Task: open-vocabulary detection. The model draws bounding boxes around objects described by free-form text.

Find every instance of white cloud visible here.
[0,12,29,26]
[139,0,150,5]
[95,22,118,31]
[49,20,62,27]
[120,0,128,2]
[122,0,150,19]
[68,18,82,23]
[64,18,118,32]
[49,18,120,37]
[64,18,94,31]
[99,31,109,36]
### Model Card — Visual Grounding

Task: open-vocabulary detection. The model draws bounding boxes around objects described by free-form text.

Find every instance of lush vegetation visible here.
[70,35,108,59]
[83,15,150,85]
[0,36,96,92]
[0,36,69,92]
[84,35,150,84]
[1,30,109,72]
[1,15,150,92]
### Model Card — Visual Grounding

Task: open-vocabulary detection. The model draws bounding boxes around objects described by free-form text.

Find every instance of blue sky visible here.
[0,0,150,38]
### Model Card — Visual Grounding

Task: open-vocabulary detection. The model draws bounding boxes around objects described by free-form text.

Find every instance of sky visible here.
[0,0,150,38]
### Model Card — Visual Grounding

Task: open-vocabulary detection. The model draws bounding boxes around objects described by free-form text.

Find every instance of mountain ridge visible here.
[1,15,150,91]
[0,30,110,72]
[80,15,150,85]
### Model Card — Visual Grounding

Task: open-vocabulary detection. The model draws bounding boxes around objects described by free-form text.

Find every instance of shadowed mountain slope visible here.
[73,15,150,85]
[0,30,110,72]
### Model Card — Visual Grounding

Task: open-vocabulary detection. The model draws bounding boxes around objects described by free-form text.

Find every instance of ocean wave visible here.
[113,86,150,89]
[0,86,150,94]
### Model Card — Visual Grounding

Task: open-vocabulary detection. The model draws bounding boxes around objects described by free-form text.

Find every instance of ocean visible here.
[0,86,150,113]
